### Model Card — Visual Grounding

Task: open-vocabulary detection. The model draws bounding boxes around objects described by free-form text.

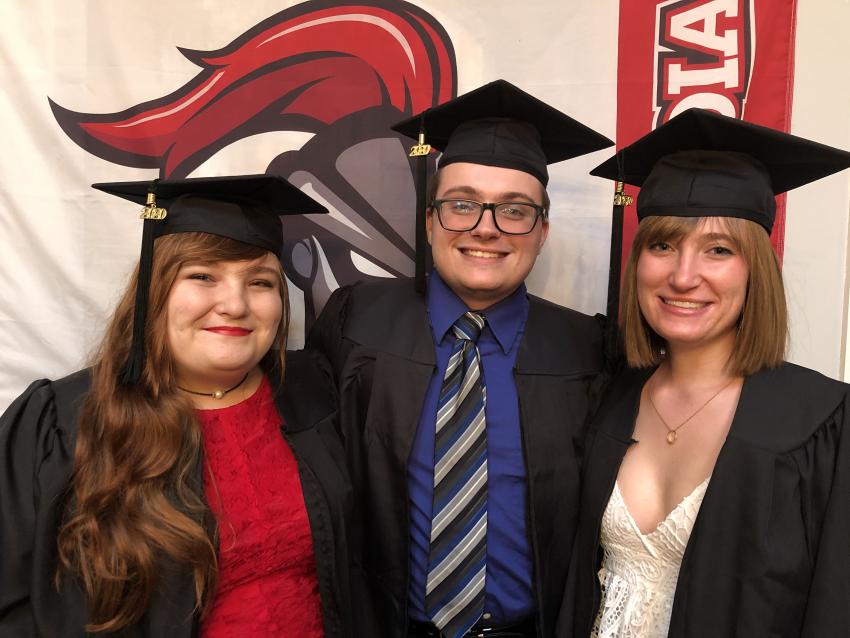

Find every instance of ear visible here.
[426,208,435,246]
[537,217,550,253]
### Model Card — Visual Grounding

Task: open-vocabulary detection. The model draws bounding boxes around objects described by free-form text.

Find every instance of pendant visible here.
[212,390,226,399]
[666,430,677,444]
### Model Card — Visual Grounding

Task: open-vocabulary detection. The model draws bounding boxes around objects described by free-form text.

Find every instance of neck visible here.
[178,366,262,409]
[662,336,736,389]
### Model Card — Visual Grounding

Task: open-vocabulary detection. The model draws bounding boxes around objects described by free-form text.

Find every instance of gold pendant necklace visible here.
[648,377,735,444]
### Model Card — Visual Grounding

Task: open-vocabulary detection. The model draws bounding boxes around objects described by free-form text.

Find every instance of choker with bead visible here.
[178,372,250,400]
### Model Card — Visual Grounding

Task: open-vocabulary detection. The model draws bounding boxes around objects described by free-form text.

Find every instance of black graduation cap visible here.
[392,79,613,290]
[93,174,328,385]
[393,79,614,186]
[591,108,850,366]
[591,108,850,233]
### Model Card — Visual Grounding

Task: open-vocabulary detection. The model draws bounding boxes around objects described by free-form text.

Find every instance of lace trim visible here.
[591,478,709,638]
[197,377,324,637]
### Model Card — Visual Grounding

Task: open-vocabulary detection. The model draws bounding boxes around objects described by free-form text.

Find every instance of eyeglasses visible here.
[431,199,547,235]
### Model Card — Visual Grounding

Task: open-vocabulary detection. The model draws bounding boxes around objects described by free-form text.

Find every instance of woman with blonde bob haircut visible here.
[0,175,353,637]
[620,213,788,376]
[562,110,850,638]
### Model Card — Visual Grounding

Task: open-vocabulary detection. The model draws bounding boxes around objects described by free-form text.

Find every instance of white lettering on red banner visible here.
[653,0,754,125]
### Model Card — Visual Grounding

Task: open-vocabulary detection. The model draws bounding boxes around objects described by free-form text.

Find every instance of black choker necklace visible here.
[178,373,250,400]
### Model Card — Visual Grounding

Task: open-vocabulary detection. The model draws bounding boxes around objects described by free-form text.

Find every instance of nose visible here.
[471,206,501,239]
[669,251,702,290]
[216,281,250,317]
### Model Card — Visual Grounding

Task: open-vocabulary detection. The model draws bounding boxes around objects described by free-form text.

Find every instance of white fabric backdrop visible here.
[1,0,848,412]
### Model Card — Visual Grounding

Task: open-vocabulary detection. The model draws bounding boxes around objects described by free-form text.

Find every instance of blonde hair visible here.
[620,215,787,375]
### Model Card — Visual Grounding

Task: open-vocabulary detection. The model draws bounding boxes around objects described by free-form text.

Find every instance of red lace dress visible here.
[196,377,324,637]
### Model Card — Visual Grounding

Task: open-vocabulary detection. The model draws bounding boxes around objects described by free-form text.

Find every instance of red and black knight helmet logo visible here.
[50,0,457,325]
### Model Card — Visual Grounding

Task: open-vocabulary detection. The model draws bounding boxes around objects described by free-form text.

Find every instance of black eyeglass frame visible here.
[430,198,548,235]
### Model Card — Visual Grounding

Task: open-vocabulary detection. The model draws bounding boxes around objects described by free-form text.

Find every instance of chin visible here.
[463,285,509,305]
[462,275,510,292]
[203,356,259,374]
[664,330,735,349]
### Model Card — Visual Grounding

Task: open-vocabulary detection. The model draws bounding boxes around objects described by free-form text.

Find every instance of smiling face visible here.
[426,162,549,310]
[166,253,284,389]
[635,217,749,356]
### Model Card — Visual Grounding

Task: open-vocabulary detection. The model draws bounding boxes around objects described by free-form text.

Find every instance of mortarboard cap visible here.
[94,174,328,384]
[591,109,850,368]
[393,79,613,186]
[392,79,613,292]
[94,174,327,252]
[591,108,850,233]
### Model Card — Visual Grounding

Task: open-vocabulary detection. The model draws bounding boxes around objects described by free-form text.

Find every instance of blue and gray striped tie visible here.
[425,311,487,637]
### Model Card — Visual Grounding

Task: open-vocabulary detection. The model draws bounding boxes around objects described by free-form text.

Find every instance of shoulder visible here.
[343,277,418,305]
[315,279,426,340]
[343,278,425,328]
[333,279,433,362]
[1,369,90,436]
[309,278,435,373]
[734,362,850,451]
[322,278,418,313]
[0,370,90,497]
[527,294,604,339]
[46,368,92,421]
[272,351,336,433]
[518,295,604,375]
[754,361,848,393]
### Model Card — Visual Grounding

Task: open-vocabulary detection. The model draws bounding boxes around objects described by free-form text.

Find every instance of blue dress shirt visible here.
[407,271,534,623]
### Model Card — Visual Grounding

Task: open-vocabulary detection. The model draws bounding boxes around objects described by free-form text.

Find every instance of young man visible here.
[309,80,612,638]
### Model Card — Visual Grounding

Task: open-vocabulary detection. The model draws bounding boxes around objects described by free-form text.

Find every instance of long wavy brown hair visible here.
[56,232,289,632]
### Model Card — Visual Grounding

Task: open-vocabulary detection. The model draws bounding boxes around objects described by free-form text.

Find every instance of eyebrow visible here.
[180,260,218,270]
[439,185,538,203]
[181,261,280,276]
[240,264,280,276]
[702,232,737,244]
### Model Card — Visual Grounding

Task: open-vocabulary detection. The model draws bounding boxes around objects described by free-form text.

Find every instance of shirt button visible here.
[482,612,492,620]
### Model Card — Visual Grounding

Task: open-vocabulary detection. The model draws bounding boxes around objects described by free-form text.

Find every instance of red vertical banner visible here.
[616,0,798,266]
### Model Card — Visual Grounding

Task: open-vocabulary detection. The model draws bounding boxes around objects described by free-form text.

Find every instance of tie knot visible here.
[452,312,485,342]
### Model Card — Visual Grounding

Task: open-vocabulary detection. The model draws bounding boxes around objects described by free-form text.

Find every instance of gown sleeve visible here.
[0,379,76,634]
[793,394,850,635]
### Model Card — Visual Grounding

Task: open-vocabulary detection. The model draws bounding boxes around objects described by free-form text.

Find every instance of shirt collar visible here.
[427,269,528,354]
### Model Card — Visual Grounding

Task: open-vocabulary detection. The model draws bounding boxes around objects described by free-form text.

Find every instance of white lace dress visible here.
[591,478,710,638]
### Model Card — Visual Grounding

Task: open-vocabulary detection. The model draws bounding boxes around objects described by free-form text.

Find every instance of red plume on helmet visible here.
[49,0,456,178]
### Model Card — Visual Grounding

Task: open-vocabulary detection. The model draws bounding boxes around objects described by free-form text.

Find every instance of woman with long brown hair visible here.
[0,175,352,637]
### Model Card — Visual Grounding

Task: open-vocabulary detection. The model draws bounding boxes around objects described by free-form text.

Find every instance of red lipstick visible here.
[205,326,252,336]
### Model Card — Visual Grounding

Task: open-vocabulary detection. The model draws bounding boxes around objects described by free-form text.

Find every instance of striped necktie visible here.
[425,311,487,637]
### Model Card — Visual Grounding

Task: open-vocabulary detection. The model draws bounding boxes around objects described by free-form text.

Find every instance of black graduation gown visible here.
[308,278,604,637]
[562,362,850,637]
[0,349,354,638]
